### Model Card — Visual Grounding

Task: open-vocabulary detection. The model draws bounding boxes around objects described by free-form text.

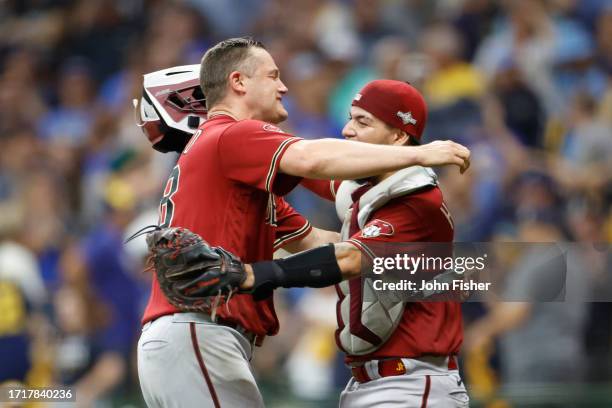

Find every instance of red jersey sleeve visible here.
[273,196,312,250]
[300,179,341,201]
[218,120,303,195]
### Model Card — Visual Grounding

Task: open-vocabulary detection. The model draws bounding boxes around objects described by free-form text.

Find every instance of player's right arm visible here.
[280,139,470,179]
[281,227,341,254]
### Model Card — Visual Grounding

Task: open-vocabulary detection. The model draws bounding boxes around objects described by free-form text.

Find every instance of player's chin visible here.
[275,107,289,123]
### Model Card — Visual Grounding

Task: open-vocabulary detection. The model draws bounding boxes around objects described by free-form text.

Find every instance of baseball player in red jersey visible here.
[136,37,470,408]
[236,80,468,407]
[333,80,467,407]
[134,64,336,408]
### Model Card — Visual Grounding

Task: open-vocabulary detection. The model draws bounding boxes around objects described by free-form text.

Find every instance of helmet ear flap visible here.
[152,126,193,153]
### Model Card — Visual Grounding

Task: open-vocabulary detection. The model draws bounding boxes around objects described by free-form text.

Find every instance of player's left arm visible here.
[240,203,422,295]
[241,240,363,295]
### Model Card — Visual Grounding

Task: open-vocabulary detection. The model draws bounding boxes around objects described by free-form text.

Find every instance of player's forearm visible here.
[241,242,362,292]
[334,241,363,278]
[314,139,423,179]
[282,139,422,179]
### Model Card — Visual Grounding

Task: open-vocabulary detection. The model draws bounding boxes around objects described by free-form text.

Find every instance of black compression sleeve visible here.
[249,244,342,299]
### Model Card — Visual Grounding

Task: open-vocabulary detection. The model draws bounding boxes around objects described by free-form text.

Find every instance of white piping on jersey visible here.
[273,221,312,250]
[264,137,300,193]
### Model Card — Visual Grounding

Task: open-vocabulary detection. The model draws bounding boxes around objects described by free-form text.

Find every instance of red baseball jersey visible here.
[142,115,311,336]
[337,186,463,362]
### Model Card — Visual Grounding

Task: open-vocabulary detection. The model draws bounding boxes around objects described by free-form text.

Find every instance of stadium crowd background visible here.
[0,0,611,406]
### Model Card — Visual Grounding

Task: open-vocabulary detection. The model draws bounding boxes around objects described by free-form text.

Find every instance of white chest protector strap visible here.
[335,166,437,355]
[336,166,438,239]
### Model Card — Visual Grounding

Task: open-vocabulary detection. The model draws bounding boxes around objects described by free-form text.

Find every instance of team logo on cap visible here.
[354,93,362,101]
[397,111,417,125]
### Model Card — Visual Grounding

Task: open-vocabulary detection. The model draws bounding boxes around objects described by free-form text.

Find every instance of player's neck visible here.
[207,107,239,121]
[208,100,260,122]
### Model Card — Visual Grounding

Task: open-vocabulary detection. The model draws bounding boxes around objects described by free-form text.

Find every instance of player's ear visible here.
[228,71,246,94]
[392,130,410,146]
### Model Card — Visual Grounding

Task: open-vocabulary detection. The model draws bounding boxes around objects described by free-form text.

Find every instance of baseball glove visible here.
[141,226,246,314]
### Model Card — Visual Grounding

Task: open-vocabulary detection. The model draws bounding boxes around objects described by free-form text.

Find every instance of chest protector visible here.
[335,166,437,355]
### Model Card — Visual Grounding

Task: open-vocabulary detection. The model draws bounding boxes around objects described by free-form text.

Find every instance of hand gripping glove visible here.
[143,227,246,314]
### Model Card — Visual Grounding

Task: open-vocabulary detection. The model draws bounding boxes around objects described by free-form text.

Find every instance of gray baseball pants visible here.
[339,356,469,407]
[137,313,264,408]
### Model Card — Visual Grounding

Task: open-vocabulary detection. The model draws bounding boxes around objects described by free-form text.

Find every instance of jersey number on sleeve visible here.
[159,165,180,228]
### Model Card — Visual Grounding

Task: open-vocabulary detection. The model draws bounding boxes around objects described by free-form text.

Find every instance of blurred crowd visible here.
[0,0,611,406]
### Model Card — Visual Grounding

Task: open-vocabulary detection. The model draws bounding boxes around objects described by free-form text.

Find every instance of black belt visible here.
[148,313,263,346]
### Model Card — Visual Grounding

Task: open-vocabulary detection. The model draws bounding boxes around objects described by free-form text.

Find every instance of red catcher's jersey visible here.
[337,186,463,362]
[142,115,310,336]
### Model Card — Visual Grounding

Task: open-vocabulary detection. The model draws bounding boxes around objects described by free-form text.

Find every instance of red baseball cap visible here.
[352,80,427,142]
